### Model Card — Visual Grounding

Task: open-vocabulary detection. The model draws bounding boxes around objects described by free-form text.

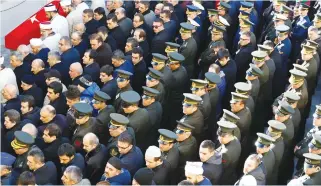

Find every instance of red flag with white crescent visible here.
[4,0,66,50]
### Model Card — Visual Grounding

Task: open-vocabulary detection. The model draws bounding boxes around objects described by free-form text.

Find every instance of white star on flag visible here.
[30,15,39,23]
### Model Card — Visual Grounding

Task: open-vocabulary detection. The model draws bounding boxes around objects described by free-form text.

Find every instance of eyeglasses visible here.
[117,144,130,150]
[182,102,193,108]
[108,123,120,129]
[117,77,127,82]
[92,99,101,104]
[75,115,86,119]
[217,130,229,137]
[142,94,152,100]
[168,62,178,65]
[240,38,249,41]
[151,61,160,66]
[190,87,200,92]
[175,128,185,134]
[158,139,169,145]
[304,163,315,169]
[146,75,156,81]
[246,71,254,77]
[152,25,160,29]
[255,142,265,148]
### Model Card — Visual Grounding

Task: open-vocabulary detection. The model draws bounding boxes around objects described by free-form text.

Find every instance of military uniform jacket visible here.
[146,101,163,144]
[282,118,295,148]
[248,79,260,103]
[270,137,284,184]
[96,105,116,145]
[261,150,276,185]
[160,66,176,91]
[217,138,242,185]
[303,58,318,95]
[85,144,108,184]
[13,146,36,173]
[113,84,133,112]
[303,172,321,185]
[153,82,166,107]
[208,87,220,123]
[292,16,311,42]
[270,49,285,98]
[265,58,276,100]
[152,160,171,185]
[297,126,321,149]
[292,107,301,134]
[275,38,292,72]
[199,93,211,121]
[180,109,204,144]
[127,108,150,151]
[179,37,197,71]
[72,117,97,152]
[161,146,180,170]
[257,63,270,102]
[246,96,255,114]
[235,107,252,142]
[171,66,188,99]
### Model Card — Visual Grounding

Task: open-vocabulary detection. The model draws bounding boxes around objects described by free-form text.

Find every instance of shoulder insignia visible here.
[116,93,120,100]
[109,147,119,157]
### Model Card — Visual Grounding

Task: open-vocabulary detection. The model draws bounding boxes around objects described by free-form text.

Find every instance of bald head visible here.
[73,23,86,34]
[2,84,18,100]
[69,62,83,79]
[83,133,99,152]
[22,123,38,138]
[31,59,45,74]
[209,63,221,74]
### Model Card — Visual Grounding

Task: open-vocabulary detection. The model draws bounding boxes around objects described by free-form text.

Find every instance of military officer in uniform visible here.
[216,120,242,185]
[106,113,135,159]
[174,121,198,182]
[273,68,308,114]
[146,67,166,106]
[207,9,219,45]
[282,91,301,135]
[11,131,35,173]
[300,44,318,96]
[179,22,198,79]
[275,25,291,76]
[265,120,286,184]
[220,109,241,141]
[71,102,96,154]
[204,72,221,139]
[255,133,276,185]
[142,86,162,144]
[113,69,133,112]
[180,93,204,144]
[252,51,269,104]
[234,82,255,115]
[158,129,179,171]
[165,42,180,57]
[120,90,150,152]
[245,64,263,103]
[230,92,252,145]
[92,90,115,145]
[190,79,211,139]
[151,53,173,91]
[294,153,321,185]
[168,52,188,129]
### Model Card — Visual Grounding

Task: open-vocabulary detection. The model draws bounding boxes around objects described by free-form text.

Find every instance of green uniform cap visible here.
[158,129,177,143]
[176,120,195,132]
[281,4,293,13]
[191,79,208,88]
[208,9,219,16]
[289,69,307,84]
[293,64,308,73]
[283,91,300,104]
[256,132,276,146]
[205,72,221,85]
[183,93,202,105]
[148,67,164,80]
[230,92,249,104]
[247,63,264,77]
[234,82,251,95]
[276,100,295,116]
[168,52,185,63]
[73,102,93,117]
[94,90,111,102]
[110,113,129,126]
[303,153,321,165]
[142,86,159,97]
[267,120,286,133]
[221,109,240,123]
[165,42,180,54]
[152,53,168,64]
[180,22,194,34]
[116,69,133,79]
[217,120,237,134]
[120,90,141,104]
[309,131,321,149]
[251,50,267,62]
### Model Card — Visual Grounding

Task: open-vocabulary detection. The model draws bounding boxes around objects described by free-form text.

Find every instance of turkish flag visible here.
[4,0,66,50]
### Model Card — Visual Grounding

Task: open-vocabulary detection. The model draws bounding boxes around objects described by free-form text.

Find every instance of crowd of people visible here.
[1,0,321,185]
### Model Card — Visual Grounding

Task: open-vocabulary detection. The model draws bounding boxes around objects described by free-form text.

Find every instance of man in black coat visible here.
[97,26,117,52]
[180,93,204,145]
[120,90,150,152]
[26,147,58,185]
[2,84,21,113]
[158,129,179,171]
[21,75,43,107]
[83,133,108,184]
[115,7,133,38]
[151,18,171,55]
[59,36,81,71]
[199,140,223,185]
[131,48,147,95]
[83,9,100,36]
[133,28,150,63]
[107,15,126,51]
[30,59,47,95]
[82,49,100,82]
[90,34,113,67]
[47,52,69,85]
[179,22,198,79]
[130,13,154,45]
[47,81,68,115]
[100,65,118,100]
[20,95,41,126]
[92,91,115,144]
[71,32,88,59]
[10,51,32,93]
[142,86,163,144]
[234,31,255,82]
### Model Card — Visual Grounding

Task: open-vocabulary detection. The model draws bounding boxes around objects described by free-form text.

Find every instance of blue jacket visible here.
[84,62,100,83]
[113,60,134,79]
[61,48,81,69]
[1,170,19,185]
[119,146,144,176]
[35,48,50,67]
[217,73,226,117]
[198,177,212,185]
[292,16,311,41]
[101,79,118,101]
[227,1,240,20]
[80,82,100,104]
[74,40,88,58]
[51,62,69,86]
[100,168,132,185]
[275,38,292,73]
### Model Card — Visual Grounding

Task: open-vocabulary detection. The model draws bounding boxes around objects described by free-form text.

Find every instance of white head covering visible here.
[185,161,204,175]
[30,38,43,46]
[60,0,72,7]
[40,21,52,30]
[219,16,230,26]
[44,3,57,12]
[239,175,257,186]
[145,146,161,157]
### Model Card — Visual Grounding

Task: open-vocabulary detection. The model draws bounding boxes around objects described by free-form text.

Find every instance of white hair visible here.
[239,175,257,186]
[4,84,18,98]
[65,166,83,184]
[41,105,56,115]
[17,44,31,54]
[83,133,99,146]
[70,62,83,75]
[22,124,38,138]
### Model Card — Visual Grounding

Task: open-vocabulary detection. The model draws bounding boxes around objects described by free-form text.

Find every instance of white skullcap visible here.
[185,161,204,175]
[44,3,57,12]
[60,0,72,7]
[0,56,4,65]
[30,38,43,46]
[188,18,200,27]
[219,16,230,26]
[145,146,161,157]
[40,21,52,29]
[239,175,257,186]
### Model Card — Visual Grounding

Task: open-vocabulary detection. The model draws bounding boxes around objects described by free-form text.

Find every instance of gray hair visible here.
[22,123,38,138]
[27,147,45,164]
[70,62,83,74]
[41,105,56,115]
[4,84,18,98]
[32,59,45,68]
[116,7,126,15]
[73,23,86,34]
[11,51,24,61]
[65,166,83,184]
[83,133,99,146]
[71,31,83,40]
[17,44,31,54]
[48,51,61,61]
[60,36,72,47]
[112,49,125,60]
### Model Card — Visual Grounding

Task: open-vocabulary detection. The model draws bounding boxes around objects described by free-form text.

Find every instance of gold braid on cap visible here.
[11,138,28,149]
[159,135,174,142]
